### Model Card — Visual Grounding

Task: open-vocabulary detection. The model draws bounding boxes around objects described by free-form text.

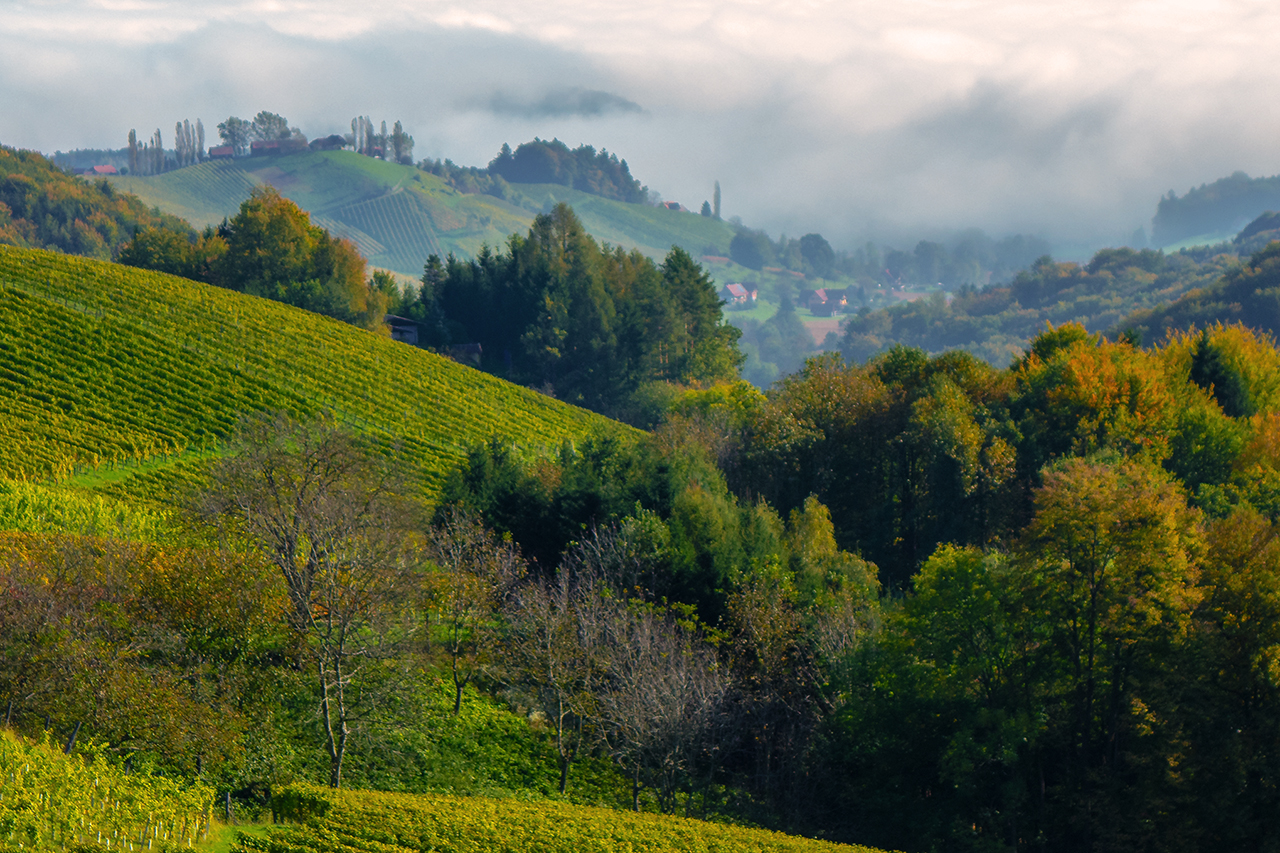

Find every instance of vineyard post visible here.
[63,722,80,755]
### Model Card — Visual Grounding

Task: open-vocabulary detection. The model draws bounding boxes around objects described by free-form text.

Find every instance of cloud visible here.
[3,1,1280,255]
[481,88,643,120]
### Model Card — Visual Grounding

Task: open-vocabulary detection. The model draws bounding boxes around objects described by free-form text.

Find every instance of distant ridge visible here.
[1152,171,1280,247]
[107,150,734,276]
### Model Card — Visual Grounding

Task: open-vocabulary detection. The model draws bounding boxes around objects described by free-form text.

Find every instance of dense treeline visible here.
[389,204,742,415]
[489,139,648,203]
[119,186,390,331]
[0,146,192,258]
[839,246,1238,366]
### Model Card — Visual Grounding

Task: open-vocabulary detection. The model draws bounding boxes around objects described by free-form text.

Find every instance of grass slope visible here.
[240,783,882,853]
[107,152,736,276]
[0,245,625,507]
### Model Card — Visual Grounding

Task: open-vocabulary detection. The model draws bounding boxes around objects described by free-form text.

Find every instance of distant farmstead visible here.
[208,145,234,159]
[250,138,307,156]
[721,283,758,306]
[800,287,849,316]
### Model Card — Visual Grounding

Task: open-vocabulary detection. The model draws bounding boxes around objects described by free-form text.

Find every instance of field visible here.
[0,245,628,510]
[106,152,736,276]
[236,783,882,853]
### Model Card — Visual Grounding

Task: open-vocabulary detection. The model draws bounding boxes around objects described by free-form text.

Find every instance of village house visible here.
[720,282,758,307]
[799,287,849,316]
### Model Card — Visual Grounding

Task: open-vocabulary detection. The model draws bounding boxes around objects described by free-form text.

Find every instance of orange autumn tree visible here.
[1013,323,1178,475]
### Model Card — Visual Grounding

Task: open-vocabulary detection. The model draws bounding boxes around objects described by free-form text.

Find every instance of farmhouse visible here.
[720,282,758,306]
[800,288,849,316]
[208,145,234,159]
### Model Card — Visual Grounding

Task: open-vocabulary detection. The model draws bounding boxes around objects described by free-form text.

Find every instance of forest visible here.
[118,186,391,332]
[6,314,1280,852]
[386,203,741,416]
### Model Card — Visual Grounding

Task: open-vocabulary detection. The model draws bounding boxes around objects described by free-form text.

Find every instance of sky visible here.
[3,0,1279,255]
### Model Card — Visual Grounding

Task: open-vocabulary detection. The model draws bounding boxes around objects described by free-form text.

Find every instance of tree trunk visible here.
[320,656,347,788]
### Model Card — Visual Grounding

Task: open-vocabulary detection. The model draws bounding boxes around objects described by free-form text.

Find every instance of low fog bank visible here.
[5,1,1280,258]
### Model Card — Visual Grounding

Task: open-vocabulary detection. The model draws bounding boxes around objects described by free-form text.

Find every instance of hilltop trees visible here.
[173,119,203,167]
[389,121,414,164]
[251,111,291,142]
[217,117,252,156]
[487,140,648,203]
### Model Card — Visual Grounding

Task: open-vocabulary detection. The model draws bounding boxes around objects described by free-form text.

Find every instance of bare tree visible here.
[200,412,421,787]
[425,508,524,714]
[503,567,611,793]
[559,511,671,601]
[596,602,729,812]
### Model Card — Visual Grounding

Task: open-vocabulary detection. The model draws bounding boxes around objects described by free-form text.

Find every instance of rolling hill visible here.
[106,151,736,277]
[0,244,627,512]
